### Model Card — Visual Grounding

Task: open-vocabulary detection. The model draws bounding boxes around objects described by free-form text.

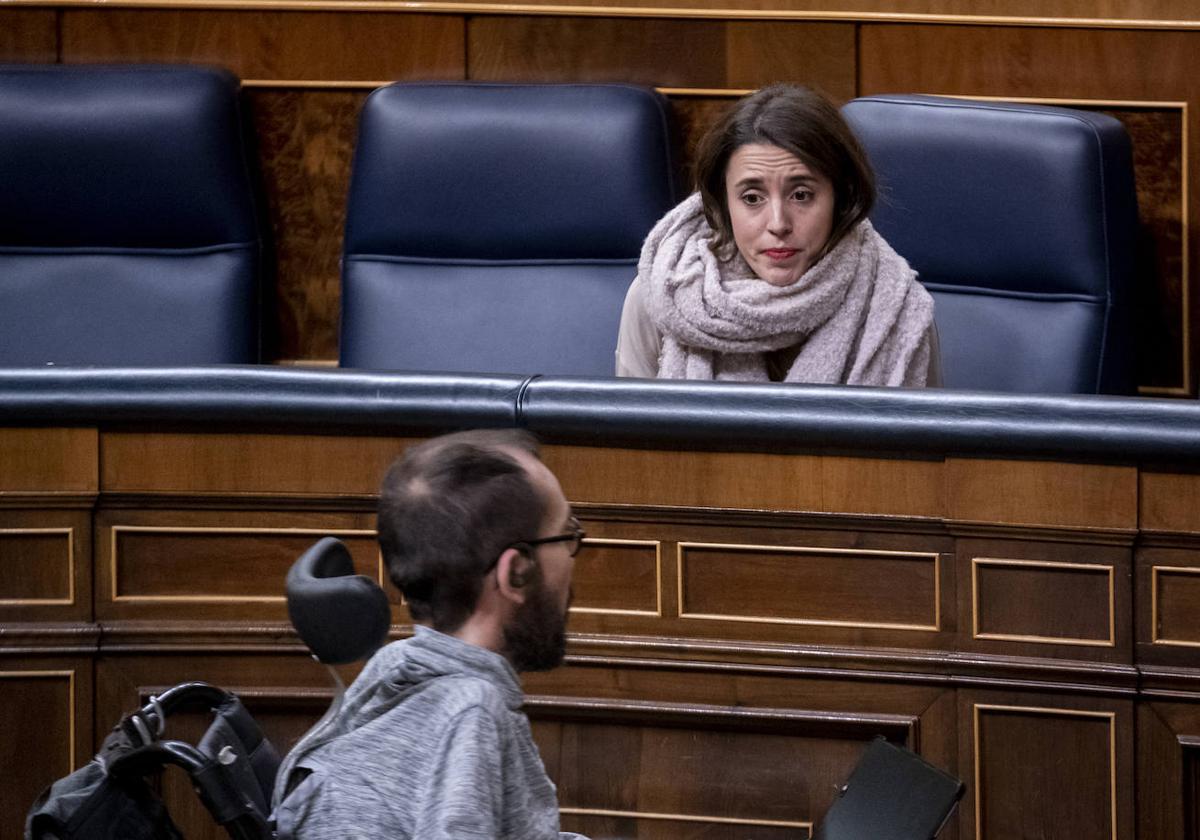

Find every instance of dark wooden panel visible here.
[96,507,387,621]
[0,529,72,602]
[101,431,418,495]
[61,10,465,82]
[468,18,854,99]
[111,529,379,599]
[679,542,939,631]
[1136,701,1200,840]
[573,538,661,615]
[0,428,97,494]
[0,667,87,840]
[1137,547,1200,670]
[973,557,1114,646]
[0,9,57,62]
[1141,471,1200,534]
[963,692,1133,840]
[947,458,1137,530]
[544,445,943,518]
[247,88,364,361]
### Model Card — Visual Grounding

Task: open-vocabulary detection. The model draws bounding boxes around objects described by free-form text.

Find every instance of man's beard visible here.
[504,580,571,673]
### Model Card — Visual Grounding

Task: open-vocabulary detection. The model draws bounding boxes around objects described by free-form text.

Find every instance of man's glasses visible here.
[512,516,587,558]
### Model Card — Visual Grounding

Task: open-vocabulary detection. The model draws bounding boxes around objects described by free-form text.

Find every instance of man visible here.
[273,429,588,839]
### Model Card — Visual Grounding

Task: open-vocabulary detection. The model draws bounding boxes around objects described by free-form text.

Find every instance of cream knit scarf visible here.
[641,193,934,386]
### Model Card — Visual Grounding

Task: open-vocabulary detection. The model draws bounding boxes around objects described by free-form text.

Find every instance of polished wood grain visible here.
[958,537,1130,664]
[947,458,1137,530]
[0,9,56,62]
[1141,470,1200,534]
[962,690,1134,840]
[0,662,92,840]
[100,431,419,495]
[545,445,944,517]
[573,538,662,615]
[60,10,464,81]
[248,88,364,361]
[468,17,854,97]
[0,529,72,602]
[0,428,98,494]
[95,506,382,622]
[678,542,939,630]
[1135,701,1200,840]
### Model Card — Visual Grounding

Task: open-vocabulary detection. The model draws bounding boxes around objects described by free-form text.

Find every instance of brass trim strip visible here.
[244,82,751,96]
[932,94,1190,396]
[973,703,1117,840]
[1151,565,1200,647]
[0,527,75,606]
[27,0,1200,29]
[110,525,377,603]
[0,670,77,769]
[570,537,663,618]
[970,557,1116,647]
[559,806,812,831]
[243,79,390,89]
[676,541,941,632]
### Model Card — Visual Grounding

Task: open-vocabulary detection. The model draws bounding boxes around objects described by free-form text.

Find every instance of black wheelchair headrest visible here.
[286,537,391,665]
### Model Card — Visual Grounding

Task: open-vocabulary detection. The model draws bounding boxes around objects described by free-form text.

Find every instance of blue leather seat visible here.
[339,82,678,375]
[0,65,263,366]
[842,94,1138,394]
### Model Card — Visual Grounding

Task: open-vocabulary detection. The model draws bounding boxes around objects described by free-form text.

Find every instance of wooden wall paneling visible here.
[0,10,57,63]
[100,431,419,495]
[531,699,913,837]
[527,666,956,836]
[248,87,367,361]
[544,444,944,518]
[94,506,386,623]
[1136,701,1200,840]
[858,24,1198,395]
[0,508,92,623]
[957,537,1131,663]
[946,458,1137,531]
[59,11,465,83]
[1141,469,1200,534]
[0,427,98,494]
[1136,545,1200,671]
[0,660,93,840]
[960,689,1134,840]
[468,17,855,96]
[570,511,956,652]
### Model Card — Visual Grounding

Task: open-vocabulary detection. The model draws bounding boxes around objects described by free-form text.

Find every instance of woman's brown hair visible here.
[694,83,876,261]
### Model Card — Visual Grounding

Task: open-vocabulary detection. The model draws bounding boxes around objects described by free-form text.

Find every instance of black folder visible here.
[812,737,965,840]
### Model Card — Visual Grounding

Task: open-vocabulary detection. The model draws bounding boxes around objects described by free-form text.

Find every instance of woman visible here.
[616,84,940,386]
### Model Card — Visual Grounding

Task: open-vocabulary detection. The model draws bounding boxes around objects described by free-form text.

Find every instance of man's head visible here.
[377,429,579,671]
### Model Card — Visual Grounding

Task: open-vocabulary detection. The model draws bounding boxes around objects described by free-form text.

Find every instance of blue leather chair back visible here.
[340,82,678,375]
[0,64,262,366]
[842,94,1138,394]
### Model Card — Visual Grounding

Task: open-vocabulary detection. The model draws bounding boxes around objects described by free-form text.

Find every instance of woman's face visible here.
[724,143,836,287]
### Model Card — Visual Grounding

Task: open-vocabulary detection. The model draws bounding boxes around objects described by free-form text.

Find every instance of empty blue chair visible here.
[0,64,263,365]
[339,82,678,375]
[843,94,1138,394]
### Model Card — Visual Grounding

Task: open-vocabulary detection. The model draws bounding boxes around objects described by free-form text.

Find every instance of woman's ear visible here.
[494,547,532,604]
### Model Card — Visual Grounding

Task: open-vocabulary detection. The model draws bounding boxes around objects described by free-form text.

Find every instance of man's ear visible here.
[494,547,532,603]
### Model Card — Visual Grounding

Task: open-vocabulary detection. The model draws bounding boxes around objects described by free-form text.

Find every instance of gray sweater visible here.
[274,625,586,840]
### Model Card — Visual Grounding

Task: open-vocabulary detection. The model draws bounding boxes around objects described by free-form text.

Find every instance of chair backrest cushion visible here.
[0,64,262,365]
[842,94,1138,393]
[340,82,678,375]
